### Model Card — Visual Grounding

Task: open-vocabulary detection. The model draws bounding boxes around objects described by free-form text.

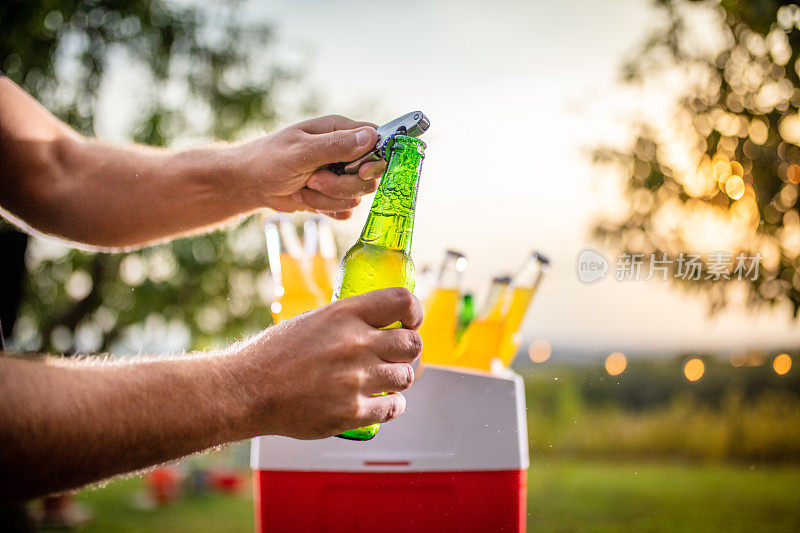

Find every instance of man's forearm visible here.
[0,77,265,248]
[0,351,254,501]
[2,134,263,249]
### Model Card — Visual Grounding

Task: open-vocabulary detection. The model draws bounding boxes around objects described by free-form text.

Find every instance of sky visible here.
[96,0,799,358]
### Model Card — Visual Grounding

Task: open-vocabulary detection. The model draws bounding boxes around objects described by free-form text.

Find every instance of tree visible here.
[594,0,800,316]
[1,0,309,353]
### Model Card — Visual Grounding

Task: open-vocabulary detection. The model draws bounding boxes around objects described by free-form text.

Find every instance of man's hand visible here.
[236,115,387,220]
[233,287,423,439]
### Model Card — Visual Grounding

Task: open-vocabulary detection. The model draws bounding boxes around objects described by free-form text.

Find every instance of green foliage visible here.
[594,0,800,316]
[0,1,307,353]
[14,220,273,353]
[539,391,800,462]
[524,357,800,462]
[1,0,288,140]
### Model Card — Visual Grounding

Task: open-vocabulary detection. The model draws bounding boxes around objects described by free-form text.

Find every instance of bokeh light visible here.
[748,118,769,144]
[725,176,745,199]
[66,270,93,300]
[773,353,792,375]
[746,350,767,367]
[729,352,747,367]
[528,339,552,363]
[787,164,800,184]
[119,254,147,286]
[604,352,627,376]
[713,159,732,182]
[684,358,705,381]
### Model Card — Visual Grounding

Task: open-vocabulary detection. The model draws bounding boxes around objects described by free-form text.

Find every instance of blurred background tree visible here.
[594,0,800,316]
[0,0,307,354]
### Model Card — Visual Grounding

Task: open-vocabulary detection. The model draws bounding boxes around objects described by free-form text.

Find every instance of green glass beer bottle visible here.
[333,134,427,441]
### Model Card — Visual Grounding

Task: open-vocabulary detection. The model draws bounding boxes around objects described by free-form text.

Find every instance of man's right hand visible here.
[231,287,423,439]
[0,288,421,500]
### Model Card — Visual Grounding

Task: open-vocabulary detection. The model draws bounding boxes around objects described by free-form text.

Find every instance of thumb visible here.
[306,126,377,168]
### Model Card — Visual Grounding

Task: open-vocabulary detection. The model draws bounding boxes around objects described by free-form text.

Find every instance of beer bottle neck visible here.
[511,251,551,290]
[437,250,468,289]
[484,277,512,320]
[359,136,426,253]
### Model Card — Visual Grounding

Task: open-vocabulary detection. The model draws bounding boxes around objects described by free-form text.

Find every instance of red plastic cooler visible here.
[251,365,529,533]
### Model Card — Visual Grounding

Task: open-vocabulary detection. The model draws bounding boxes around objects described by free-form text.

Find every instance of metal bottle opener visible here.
[329,111,430,175]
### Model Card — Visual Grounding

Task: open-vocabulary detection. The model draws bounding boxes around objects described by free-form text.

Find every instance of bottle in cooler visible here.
[303,217,338,301]
[418,250,467,366]
[451,275,512,372]
[498,251,550,367]
[263,215,328,323]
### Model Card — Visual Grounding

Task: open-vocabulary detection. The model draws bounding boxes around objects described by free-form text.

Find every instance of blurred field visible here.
[42,459,800,532]
[528,460,800,532]
[522,356,800,462]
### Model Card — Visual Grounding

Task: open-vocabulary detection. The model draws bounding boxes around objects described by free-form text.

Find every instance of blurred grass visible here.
[42,460,800,532]
[47,476,254,533]
[528,460,800,532]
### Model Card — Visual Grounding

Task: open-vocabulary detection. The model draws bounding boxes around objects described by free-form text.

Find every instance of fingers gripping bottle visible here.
[333,134,427,441]
[498,251,550,367]
[303,217,339,301]
[263,215,328,323]
[452,275,512,372]
[418,250,467,367]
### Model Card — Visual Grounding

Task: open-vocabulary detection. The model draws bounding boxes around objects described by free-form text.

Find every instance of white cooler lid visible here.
[251,365,529,472]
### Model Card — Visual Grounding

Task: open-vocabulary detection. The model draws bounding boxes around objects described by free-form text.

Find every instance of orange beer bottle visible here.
[498,251,550,367]
[263,214,327,323]
[303,217,338,301]
[451,275,512,372]
[418,250,468,366]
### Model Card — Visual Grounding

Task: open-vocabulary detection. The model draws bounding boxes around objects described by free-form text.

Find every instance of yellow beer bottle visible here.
[333,134,427,440]
[498,252,550,367]
[303,217,338,302]
[451,275,512,372]
[418,250,468,367]
[263,215,327,323]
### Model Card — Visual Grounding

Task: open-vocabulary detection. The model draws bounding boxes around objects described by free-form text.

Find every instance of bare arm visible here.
[0,288,423,502]
[0,77,385,249]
